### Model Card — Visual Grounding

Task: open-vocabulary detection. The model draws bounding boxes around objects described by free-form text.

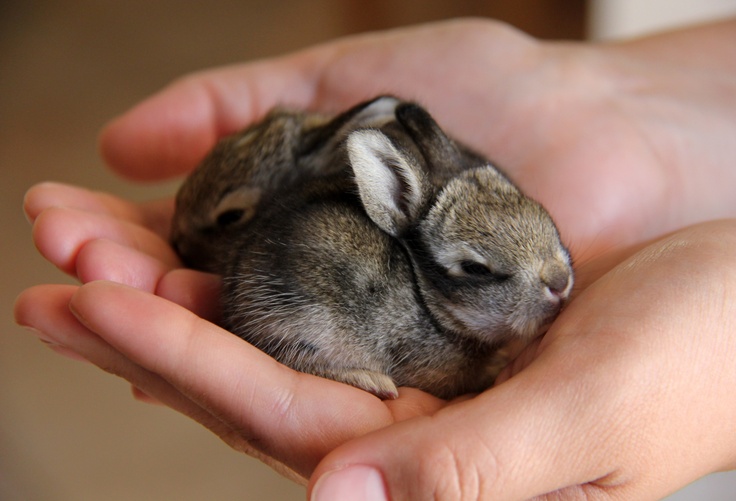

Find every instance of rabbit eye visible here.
[211,186,261,228]
[216,208,245,227]
[460,260,490,275]
[459,260,510,281]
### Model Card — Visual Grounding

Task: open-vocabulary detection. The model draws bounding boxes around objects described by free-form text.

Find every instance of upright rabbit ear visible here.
[395,102,475,175]
[345,95,401,129]
[347,129,429,237]
[298,96,400,156]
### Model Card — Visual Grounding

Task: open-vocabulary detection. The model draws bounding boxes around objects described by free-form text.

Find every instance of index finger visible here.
[25,182,174,238]
[98,56,322,181]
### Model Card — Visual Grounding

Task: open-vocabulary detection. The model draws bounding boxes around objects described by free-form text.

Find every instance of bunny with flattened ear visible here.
[172,97,573,399]
[171,96,401,273]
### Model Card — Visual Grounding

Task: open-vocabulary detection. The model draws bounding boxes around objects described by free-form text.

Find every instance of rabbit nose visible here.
[171,236,192,263]
[172,238,183,256]
[171,236,196,267]
[541,264,572,301]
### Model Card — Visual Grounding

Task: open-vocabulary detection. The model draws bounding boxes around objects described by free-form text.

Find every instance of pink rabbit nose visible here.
[541,263,573,302]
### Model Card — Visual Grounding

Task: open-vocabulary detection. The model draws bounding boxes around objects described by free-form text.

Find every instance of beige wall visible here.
[589,0,736,39]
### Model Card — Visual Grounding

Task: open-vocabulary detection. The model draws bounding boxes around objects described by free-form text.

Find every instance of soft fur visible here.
[171,96,573,399]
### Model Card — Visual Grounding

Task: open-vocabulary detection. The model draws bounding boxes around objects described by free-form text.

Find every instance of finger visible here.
[13,285,284,473]
[24,182,141,223]
[75,238,222,322]
[98,56,322,181]
[14,285,199,415]
[310,361,620,501]
[32,206,180,275]
[24,182,175,238]
[40,338,92,363]
[68,281,394,478]
[76,238,173,289]
[155,267,222,322]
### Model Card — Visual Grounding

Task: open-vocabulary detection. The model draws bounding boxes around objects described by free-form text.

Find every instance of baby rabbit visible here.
[171,96,399,273]
[172,96,573,399]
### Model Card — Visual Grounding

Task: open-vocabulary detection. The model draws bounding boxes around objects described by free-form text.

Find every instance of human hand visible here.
[17,213,736,497]
[307,219,736,500]
[17,182,451,483]
[15,280,448,484]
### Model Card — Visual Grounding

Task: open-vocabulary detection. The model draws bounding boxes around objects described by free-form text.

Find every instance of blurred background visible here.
[2,1,736,499]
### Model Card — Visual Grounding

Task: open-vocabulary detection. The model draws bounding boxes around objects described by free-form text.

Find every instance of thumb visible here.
[307,358,624,501]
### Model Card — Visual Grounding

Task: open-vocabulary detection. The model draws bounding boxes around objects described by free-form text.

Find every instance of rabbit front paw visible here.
[326,368,399,400]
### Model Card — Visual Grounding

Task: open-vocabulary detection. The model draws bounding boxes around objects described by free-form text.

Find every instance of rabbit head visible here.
[347,103,573,343]
[171,96,401,273]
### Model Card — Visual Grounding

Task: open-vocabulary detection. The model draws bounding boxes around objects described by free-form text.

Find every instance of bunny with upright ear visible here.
[172,96,573,399]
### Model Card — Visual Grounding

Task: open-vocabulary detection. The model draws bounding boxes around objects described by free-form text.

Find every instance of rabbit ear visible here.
[344,95,400,129]
[347,129,428,236]
[298,96,400,156]
[395,102,478,175]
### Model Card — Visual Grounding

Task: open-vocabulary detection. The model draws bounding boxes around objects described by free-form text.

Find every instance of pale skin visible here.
[14,17,736,501]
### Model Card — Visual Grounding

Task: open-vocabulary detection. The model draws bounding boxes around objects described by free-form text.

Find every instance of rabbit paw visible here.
[331,368,399,400]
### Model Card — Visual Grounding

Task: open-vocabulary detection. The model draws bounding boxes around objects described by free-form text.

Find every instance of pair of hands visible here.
[15,19,736,500]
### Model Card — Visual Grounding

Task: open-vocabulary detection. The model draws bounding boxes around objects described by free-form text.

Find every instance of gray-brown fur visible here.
[171,96,573,399]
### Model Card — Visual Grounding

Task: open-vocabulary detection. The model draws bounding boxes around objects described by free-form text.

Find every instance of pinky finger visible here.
[131,385,164,405]
[14,285,234,445]
[13,284,302,482]
[75,238,222,323]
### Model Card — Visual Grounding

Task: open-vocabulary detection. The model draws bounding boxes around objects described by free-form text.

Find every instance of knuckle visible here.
[412,438,500,501]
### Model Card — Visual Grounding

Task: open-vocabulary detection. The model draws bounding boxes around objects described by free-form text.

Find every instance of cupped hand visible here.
[25,19,736,289]
[15,279,452,484]
[18,182,450,484]
[17,187,736,497]
[308,219,736,500]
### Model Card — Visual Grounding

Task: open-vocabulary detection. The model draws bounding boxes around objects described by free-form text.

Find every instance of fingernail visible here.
[43,341,90,363]
[19,324,51,343]
[19,325,89,363]
[311,465,388,501]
